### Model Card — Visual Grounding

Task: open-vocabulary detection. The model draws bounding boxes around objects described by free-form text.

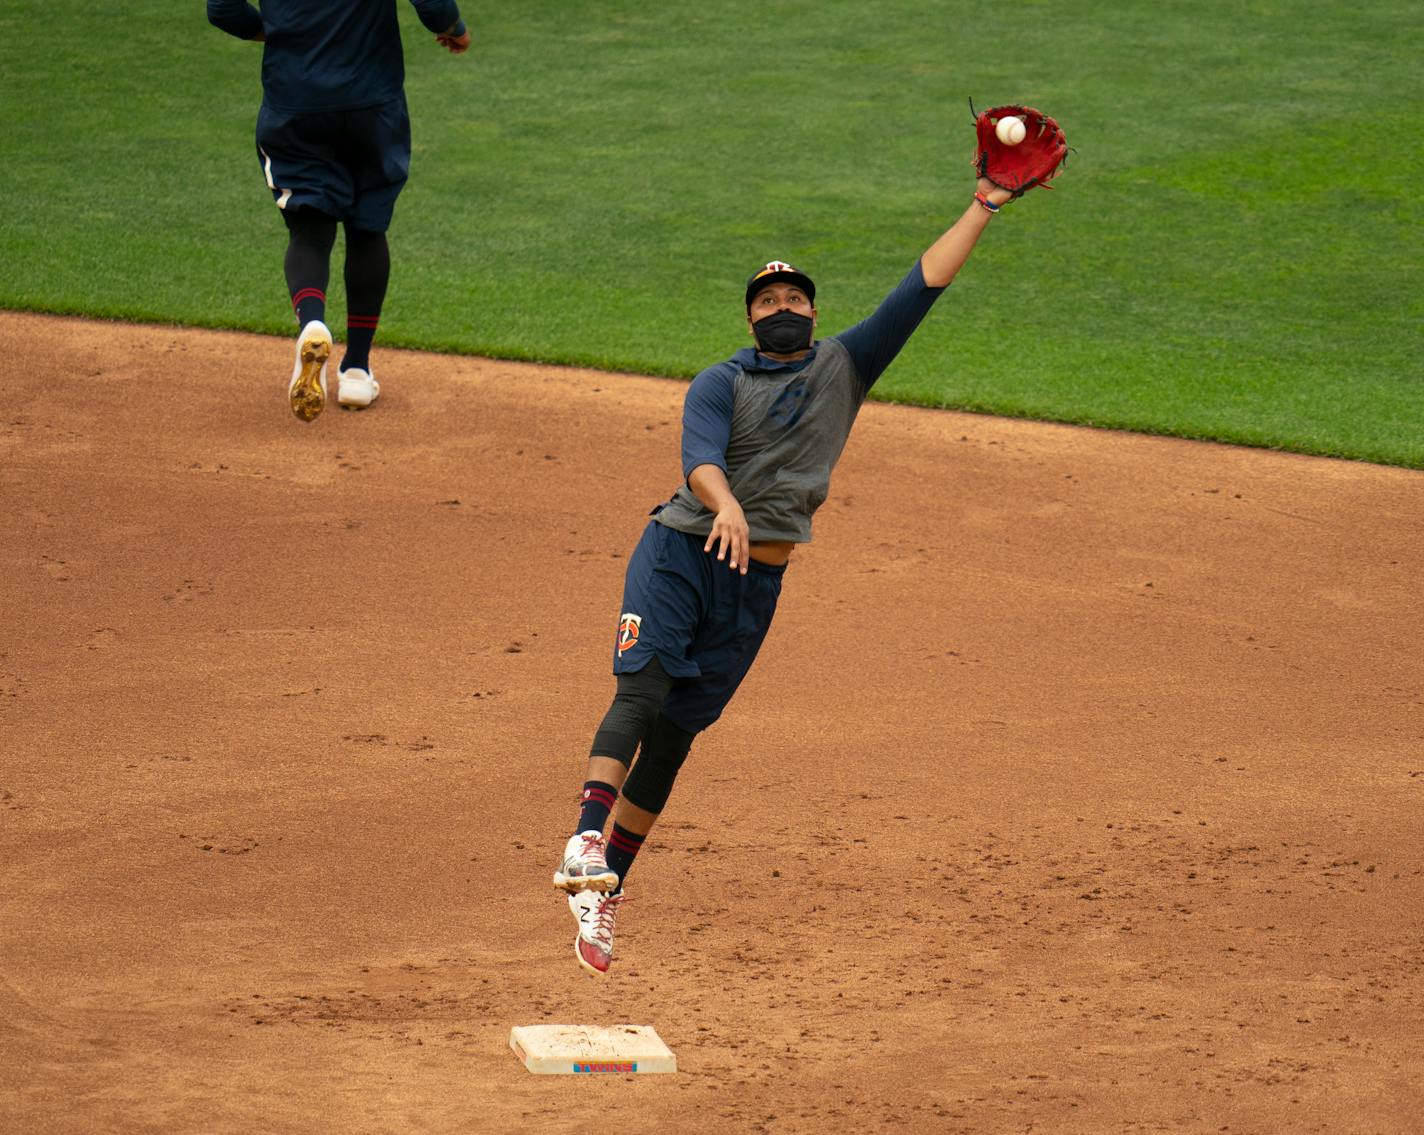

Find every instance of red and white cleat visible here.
[568,889,624,976]
[553,830,619,894]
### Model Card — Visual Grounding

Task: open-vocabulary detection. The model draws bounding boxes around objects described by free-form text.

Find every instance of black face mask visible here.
[752,309,813,354]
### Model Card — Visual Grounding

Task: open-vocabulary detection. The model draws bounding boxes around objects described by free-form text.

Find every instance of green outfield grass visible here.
[2,1,1420,466]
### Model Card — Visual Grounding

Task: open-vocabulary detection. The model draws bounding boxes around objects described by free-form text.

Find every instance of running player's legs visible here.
[254,107,357,420]
[282,207,337,329]
[333,98,410,381]
[256,106,356,328]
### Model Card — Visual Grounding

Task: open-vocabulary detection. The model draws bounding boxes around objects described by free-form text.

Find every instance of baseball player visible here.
[552,109,1068,976]
[206,0,470,422]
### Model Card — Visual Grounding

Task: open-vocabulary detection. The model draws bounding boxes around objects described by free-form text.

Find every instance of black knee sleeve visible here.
[622,713,695,816]
[589,657,673,766]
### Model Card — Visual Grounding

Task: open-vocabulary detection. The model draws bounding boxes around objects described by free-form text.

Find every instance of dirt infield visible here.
[2,311,1421,1133]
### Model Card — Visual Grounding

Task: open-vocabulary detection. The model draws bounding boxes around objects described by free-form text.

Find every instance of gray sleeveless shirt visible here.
[654,337,865,544]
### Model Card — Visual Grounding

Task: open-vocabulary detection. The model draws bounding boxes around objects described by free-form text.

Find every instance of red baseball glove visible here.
[973,103,1068,197]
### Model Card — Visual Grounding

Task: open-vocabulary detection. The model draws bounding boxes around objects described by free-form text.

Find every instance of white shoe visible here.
[552,830,619,894]
[288,321,332,423]
[338,366,380,409]
[568,889,624,976]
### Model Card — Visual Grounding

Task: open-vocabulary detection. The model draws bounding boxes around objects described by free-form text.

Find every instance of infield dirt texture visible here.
[2,312,1421,1132]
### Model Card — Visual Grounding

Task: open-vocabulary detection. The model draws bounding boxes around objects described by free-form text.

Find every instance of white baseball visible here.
[996,116,1026,146]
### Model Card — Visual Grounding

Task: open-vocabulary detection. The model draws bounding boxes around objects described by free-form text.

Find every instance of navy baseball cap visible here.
[745,260,816,309]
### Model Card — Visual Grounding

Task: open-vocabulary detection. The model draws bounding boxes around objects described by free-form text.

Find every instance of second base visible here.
[509,1024,676,1075]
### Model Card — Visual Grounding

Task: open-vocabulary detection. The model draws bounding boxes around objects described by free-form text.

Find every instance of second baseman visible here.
[551,129,1067,976]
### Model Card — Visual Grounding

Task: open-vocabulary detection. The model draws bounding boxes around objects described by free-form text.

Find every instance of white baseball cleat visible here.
[288,320,332,422]
[568,889,624,976]
[338,366,380,409]
[553,830,619,894]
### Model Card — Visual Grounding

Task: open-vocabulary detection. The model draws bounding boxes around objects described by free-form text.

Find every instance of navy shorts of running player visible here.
[254,96,411,232]
[613,519,786,734]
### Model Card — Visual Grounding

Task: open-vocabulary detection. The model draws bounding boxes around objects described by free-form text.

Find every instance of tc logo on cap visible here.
[745,261,816,307]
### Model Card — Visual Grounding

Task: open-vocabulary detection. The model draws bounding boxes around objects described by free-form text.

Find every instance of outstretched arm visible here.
[919,178,1013,288]
[206,0,263,41]
[835,177,1018,388]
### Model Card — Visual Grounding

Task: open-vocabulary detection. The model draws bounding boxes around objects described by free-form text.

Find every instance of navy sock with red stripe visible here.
[575,781,618,838]
[604,823,646,893]
[292,287,326,328]
[343,313,379,372]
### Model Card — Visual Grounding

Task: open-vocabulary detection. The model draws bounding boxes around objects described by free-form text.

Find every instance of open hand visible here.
[705,503,750,575]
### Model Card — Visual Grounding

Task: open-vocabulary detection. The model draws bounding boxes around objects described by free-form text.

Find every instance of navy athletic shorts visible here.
[613,519,786,733]
[254,96,411,232]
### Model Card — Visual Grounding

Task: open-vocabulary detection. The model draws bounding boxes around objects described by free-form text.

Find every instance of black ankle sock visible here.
[604,823,646,891]
[343,314,379,373]
[575,781,618,838]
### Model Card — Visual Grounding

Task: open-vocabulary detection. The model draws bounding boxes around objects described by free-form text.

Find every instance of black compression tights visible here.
[342,226,388,371]
[281,210,390,368]
[283,208,336,325]
[282,211,389,302]
[343,226,389,315]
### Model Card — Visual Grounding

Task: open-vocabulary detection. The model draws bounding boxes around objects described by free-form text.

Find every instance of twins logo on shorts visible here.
[617,612,642,655]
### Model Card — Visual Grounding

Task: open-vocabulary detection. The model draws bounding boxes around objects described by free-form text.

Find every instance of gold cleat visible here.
[288,322,332,423]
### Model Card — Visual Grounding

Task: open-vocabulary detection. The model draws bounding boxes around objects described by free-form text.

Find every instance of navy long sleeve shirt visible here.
[207,0,464,113]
